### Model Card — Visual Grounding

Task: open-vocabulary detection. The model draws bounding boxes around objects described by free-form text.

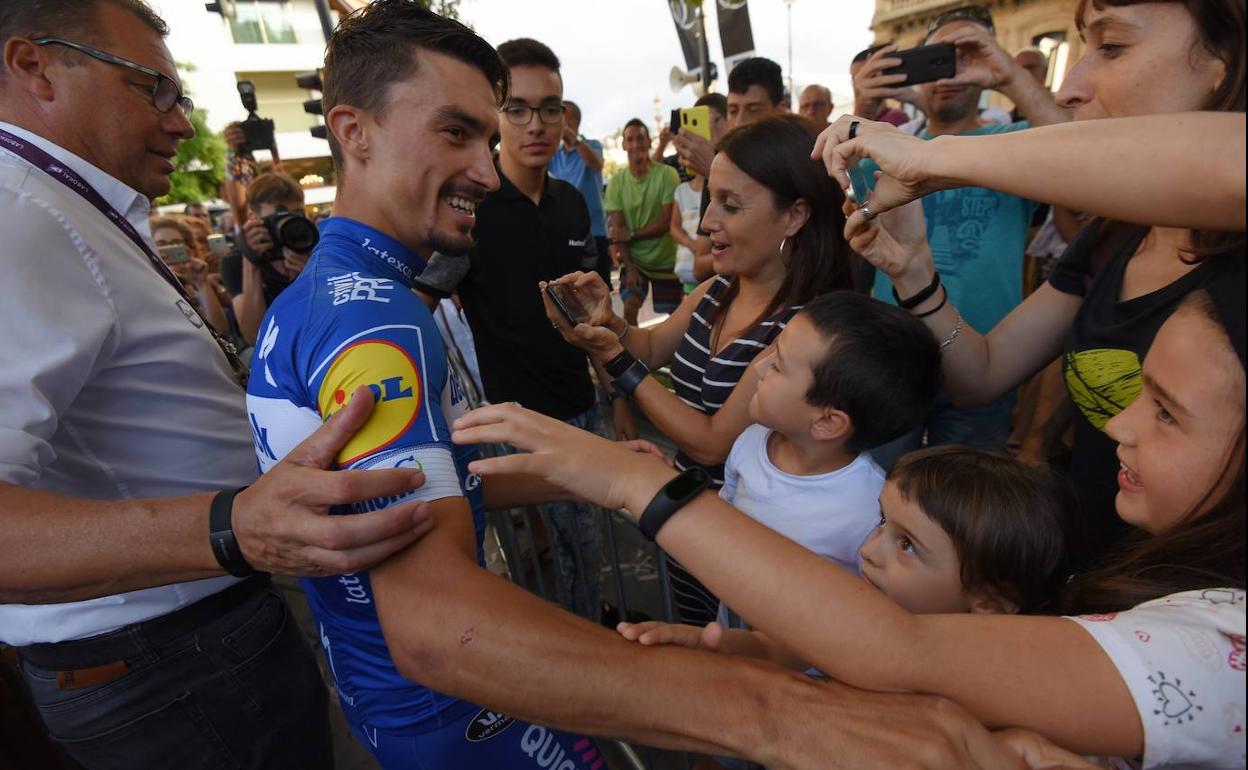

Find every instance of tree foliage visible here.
[425,0,463,20]
[155,108,226,206]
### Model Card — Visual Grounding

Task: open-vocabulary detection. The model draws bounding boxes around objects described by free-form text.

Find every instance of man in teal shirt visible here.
[867,5,1068,465]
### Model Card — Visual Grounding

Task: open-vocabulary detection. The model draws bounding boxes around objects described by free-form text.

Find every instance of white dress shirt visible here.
[0,122,256,645]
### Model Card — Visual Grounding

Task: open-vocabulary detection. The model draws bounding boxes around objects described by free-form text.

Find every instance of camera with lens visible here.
[236,80,276,155]
[246,207,320,263]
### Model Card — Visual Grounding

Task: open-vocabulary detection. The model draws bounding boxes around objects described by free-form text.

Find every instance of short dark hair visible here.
[496,37,560,73]
[0,0,166,53]
[694,91,728,118]
[322,0,508,170]
[727,56,783,105]
[801,291,940,451]
[891,446,1077,614]
[563,99,582,123]
[246,172,305,213]
[623,117,649,139]
[851,43,890,65]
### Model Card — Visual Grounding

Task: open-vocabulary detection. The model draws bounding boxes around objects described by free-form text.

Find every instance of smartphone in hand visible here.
[545,283,590,326]
[158,244,192,265]
[884,42,956,86]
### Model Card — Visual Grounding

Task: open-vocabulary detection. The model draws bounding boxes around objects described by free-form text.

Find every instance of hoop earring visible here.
[779,237,787,257]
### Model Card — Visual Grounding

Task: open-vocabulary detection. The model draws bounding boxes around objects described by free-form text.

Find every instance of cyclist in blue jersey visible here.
[243,4,1032,769]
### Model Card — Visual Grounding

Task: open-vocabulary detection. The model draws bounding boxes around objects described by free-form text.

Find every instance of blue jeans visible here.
[870,389,1017,471]
[19,581,331,770]
[505,405,606,621]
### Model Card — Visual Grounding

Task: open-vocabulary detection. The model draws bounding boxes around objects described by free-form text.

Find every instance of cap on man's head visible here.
[925,4,994,39]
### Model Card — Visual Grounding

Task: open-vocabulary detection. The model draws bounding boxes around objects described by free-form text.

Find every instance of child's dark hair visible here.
[802,291,940,451]
[890,446,1077,614]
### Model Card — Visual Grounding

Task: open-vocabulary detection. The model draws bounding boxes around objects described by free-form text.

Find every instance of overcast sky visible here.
[457,0,875,140]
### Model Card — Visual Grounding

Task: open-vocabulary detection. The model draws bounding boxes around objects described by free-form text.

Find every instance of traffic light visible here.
[296,70,328,140]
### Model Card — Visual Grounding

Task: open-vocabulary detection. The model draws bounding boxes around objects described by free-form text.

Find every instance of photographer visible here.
[219,172,316,345]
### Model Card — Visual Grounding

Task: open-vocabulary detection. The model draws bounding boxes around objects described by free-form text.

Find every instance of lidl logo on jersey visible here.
[318,339,422,464]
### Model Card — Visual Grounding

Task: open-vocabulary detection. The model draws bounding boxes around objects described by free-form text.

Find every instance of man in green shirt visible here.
[604,118,680,324]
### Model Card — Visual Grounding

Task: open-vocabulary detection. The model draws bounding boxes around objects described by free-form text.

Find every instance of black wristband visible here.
[892,271,941,310]
[639,467,713,541]
[604,349,638,378]
[210,486,255,577]
[912,284,949,318]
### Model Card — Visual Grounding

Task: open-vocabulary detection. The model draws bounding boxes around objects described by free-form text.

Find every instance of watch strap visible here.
[638,467,713,541]
[210,486,255,577]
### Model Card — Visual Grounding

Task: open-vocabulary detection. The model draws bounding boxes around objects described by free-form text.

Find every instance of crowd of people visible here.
[0,1,1243,769]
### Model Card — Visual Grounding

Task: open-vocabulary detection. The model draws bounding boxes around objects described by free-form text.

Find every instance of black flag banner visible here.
[717,0,756,71]
[668,0,704,74]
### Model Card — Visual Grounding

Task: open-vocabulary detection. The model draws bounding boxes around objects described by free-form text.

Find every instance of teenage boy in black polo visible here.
[455,38,605,620]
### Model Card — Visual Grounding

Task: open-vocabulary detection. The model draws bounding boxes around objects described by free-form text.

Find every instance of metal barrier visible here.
[439,320,661,770]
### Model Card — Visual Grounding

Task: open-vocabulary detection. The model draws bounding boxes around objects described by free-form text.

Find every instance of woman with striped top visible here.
[546,115,854,623]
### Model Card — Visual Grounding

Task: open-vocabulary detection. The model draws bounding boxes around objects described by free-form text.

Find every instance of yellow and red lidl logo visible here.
[318,340,421,465]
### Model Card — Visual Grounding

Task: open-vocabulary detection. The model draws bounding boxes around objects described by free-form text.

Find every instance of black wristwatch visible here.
[638,467,713,541]
[209,486,256,577]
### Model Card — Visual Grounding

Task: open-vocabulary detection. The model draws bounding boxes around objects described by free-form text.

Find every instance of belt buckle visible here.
[55,659,129,690]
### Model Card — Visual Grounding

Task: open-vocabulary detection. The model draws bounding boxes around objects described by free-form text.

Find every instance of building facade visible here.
[871,0,1081,104]
[150,0,359,207]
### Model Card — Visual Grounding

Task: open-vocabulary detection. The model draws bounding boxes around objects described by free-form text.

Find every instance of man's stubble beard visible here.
[427,228,475,258]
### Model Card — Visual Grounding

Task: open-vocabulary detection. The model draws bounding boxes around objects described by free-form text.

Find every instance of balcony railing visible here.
[873,0,965,26]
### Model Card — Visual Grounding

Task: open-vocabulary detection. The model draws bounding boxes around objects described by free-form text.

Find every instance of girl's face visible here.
[1106,307,1245,534]
[1056,2,1226,120]
[859,482,973,614]
[701,153,806,283]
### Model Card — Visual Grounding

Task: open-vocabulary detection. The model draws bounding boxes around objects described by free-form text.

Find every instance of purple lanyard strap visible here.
[0,127,248,386]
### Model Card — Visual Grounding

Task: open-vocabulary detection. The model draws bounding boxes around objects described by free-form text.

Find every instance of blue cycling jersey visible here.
[245,216,488,732]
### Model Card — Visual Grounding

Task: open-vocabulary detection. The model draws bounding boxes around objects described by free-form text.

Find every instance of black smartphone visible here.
[884,42,956,86]
[545,284,589,325]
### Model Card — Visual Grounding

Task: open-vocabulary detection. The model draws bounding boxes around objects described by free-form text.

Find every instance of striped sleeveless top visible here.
[669,276,802,485]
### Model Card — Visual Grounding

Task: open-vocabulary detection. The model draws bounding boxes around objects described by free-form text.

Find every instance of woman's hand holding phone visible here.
[539,274,624,361]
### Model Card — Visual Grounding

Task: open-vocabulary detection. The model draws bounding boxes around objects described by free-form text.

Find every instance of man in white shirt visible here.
[0,2,438,766]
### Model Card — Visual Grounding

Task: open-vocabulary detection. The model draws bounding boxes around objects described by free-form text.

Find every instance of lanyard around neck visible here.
[0,127,248,386]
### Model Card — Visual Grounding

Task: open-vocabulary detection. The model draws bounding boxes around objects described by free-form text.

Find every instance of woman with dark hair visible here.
[816,0,1246,564]
[453,271,1246,768]
[547,114,853,623]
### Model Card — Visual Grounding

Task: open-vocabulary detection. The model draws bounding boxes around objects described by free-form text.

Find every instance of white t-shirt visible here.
[672,180,703,285]
[0,123,255,645]
[720,423,884,574]
[1067,589,1247,769]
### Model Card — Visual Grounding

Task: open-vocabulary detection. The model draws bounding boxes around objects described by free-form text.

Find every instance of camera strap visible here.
[0,127,249,387]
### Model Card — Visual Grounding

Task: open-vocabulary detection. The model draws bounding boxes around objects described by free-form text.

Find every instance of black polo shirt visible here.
[457,168,599,420]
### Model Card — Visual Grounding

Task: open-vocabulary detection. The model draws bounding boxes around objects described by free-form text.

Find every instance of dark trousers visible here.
[593,236,612,289]
[18,578,332,770]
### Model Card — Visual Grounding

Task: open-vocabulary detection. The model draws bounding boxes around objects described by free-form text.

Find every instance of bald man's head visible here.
[798,83,833,125]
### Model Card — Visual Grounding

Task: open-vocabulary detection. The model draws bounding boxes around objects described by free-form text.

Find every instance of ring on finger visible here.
[860,202,875,221]
[848,119,860,140]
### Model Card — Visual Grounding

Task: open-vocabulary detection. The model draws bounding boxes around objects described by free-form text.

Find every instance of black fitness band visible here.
[210,486,255,577]
[638,467,714,541]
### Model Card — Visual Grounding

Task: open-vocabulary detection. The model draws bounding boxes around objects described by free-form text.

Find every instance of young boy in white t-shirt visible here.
[719,290,942,581]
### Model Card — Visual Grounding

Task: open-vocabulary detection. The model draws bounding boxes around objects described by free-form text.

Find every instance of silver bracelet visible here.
[617,321,630,342]
[940,313,964,350]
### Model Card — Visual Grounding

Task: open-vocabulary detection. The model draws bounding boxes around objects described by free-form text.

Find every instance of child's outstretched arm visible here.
[618,622,811,672]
